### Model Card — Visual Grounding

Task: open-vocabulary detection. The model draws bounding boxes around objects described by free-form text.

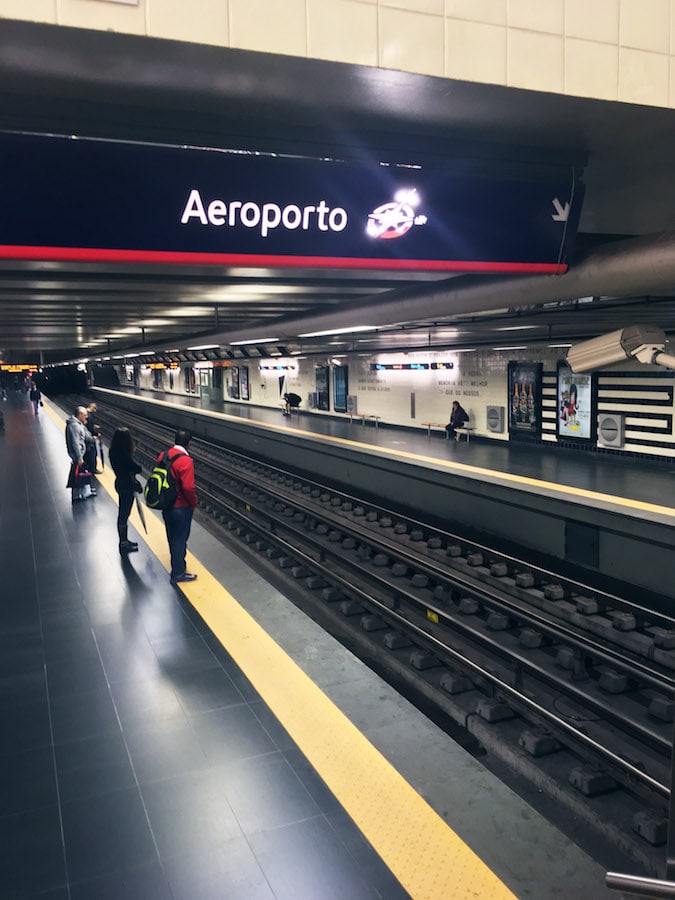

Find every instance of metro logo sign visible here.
[366,189,427,240]
[0,132,584,274]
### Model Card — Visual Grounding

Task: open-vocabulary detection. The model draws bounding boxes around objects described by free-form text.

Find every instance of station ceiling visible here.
[0,20,674,366]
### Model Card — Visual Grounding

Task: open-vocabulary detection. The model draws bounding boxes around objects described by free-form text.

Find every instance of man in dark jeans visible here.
[161,429,199,584]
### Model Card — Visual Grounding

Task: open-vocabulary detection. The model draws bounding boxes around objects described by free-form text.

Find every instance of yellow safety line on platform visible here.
[273,420,675,520]
[46,400,515,899]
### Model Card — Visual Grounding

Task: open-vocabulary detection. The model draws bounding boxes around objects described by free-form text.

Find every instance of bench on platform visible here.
[420,422,448,438]
[348,412,381,427]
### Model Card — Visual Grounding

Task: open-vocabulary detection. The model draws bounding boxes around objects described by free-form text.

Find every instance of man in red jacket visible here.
[162,429,198,584]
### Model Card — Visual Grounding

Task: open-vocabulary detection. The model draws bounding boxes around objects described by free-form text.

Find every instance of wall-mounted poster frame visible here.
[333,365,348,413]
[229,365,240,399]
[508,361,542,437]
[240,366,249,401]
[557,362,595,442]
[315,365,330,411]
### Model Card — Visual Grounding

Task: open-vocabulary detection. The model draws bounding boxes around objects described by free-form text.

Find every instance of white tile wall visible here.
[446,0,506,28]
[380,7,444,77]
[565,38,618,100]
[619,46,670,105]
[0,0,673,110]
[507,29,564,93]
[307,0,378,66]
[445,19,506,85]
[620,0,670,53]
[148,0,228,45]
[507,0,564,35]
[231,0,306,56]
[0,0,55,21]
[566,0,619,44]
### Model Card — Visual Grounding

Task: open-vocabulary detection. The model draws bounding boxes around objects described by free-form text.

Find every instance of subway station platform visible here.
[1,388,613,898]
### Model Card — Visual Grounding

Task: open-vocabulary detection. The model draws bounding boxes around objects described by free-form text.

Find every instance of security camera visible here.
[566,325,673,373]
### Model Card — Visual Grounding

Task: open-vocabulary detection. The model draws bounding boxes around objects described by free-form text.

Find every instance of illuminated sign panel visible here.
[371,362,454,370]
[0,133,584,273]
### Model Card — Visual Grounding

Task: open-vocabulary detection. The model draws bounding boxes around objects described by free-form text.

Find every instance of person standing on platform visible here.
[65,406,96,501]
[109,427,143,555]
[85,402,102,474]
[161,429,198,584]
[445,400,469,441]
[29,381,41,416]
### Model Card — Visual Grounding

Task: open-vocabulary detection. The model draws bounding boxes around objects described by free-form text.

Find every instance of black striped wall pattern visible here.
[542,368,675,459]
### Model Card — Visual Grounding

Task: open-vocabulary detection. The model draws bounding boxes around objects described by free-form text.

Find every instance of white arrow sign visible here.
[551,198,570,222]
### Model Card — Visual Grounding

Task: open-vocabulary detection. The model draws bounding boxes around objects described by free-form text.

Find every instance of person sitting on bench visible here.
[445,400,469,440]
[283,392,302,416]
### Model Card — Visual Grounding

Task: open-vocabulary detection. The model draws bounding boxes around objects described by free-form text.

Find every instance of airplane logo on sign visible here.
[366,189,427,240]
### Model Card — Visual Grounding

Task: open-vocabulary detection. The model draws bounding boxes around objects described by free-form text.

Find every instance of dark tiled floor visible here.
[0,393,407,899]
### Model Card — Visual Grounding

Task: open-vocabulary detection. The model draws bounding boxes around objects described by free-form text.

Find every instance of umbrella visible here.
[135,496,148,534]
[98,439,105,469]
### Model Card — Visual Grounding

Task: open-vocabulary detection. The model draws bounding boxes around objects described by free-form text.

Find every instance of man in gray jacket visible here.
[66,406,96,501]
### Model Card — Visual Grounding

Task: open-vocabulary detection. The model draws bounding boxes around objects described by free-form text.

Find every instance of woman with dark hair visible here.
[108,427,143,554]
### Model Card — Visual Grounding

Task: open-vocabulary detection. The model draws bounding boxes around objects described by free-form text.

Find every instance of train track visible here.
[79,395,675,875]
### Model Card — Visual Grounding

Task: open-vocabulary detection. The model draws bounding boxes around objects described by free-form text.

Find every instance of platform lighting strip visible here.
[371,362,454,370]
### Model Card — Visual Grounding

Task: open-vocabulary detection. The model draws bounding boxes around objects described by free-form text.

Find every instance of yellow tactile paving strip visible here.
[47,401,515,899]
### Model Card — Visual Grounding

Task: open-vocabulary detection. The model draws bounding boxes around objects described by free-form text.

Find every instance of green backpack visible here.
[144,449,178,509]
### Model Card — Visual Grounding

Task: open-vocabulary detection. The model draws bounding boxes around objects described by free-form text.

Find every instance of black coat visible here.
[109,446,142,494]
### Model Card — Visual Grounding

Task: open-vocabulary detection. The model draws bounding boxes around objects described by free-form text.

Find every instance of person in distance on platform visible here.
[29,380,41,416]
[283,392,302,416]
[445,400,469,441]
[65,406,97,501]
[109,426,143,555]
[161,429,199,584]
[84,401,103,474]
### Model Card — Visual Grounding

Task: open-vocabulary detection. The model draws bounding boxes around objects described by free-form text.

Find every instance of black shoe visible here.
[119,540,138,554]
[88,489,97,497]
[170,572,197,584]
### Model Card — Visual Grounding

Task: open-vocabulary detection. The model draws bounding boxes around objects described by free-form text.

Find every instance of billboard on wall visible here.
[508,362,542,436]
[557,363,594,440]
[0,132,583,272]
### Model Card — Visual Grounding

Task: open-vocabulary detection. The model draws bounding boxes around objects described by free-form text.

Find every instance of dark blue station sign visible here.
[0,132,583,273]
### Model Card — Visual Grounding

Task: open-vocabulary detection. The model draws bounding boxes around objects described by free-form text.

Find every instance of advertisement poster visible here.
[240,366,249,401]
[557,363,593,440]
[315,366,330,411]
[508,362,542,436]
[229,366,240,399]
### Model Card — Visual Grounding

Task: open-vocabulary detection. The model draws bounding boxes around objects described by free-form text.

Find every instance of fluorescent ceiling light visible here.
[548,343,572,348]
[451,348,477,353]
[139,351,156,356]
[299,326,377,337]
[496,325,539,331]
[492,346,527,351]
[187,344,220,350]
[231,337,279,345]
